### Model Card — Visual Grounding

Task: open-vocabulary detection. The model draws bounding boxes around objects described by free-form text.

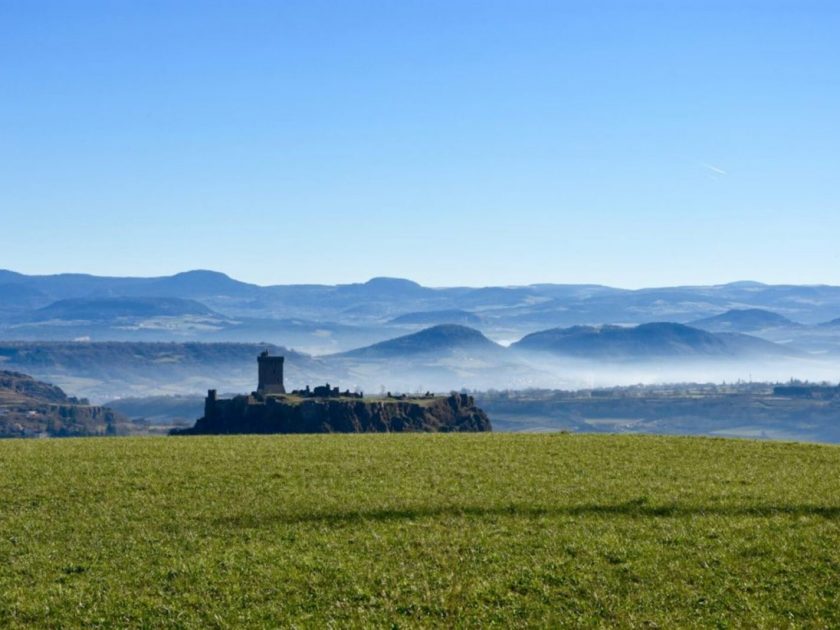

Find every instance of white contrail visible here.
[701,162,728,176]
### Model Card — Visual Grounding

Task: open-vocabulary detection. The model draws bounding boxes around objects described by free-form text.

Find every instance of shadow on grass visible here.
[217,500,840,529]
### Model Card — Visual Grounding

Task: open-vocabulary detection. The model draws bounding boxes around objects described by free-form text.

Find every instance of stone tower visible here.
[257,351,285,395]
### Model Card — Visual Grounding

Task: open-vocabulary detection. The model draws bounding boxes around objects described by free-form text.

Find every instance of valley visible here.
[2,270,840,443]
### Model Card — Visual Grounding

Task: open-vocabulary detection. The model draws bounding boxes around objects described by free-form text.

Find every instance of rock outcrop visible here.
[171,393,491,435]
[0,370,128,437]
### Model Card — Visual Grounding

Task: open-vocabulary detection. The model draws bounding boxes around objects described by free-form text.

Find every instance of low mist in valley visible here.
[2,270,840,443]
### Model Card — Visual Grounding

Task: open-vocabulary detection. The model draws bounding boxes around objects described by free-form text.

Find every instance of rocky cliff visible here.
[0,370,129,437]
[171,393,491,435]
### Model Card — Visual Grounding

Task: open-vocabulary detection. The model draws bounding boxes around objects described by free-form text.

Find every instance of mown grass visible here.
[0,434,838,628]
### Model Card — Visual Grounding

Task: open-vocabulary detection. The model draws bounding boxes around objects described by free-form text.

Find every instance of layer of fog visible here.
[325,356,840,396]
[89,356,840,402]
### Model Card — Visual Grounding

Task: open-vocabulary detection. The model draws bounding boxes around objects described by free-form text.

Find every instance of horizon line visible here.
[3,267,839,291]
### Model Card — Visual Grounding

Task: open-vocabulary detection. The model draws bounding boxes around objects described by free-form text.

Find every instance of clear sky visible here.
[1,1,838,287]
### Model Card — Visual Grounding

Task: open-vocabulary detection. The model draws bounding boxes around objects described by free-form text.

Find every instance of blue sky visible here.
[1,1,838,287]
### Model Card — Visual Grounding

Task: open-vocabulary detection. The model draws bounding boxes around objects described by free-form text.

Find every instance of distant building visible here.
[257,351,285,395]
[174,353,491,435]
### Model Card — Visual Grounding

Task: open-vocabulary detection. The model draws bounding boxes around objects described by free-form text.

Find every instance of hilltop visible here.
[690,308,799,332]
[511,322,793,359]
[28,296,220,321]
[173,391,491,435]
[0,370,69,405]
[0,371,127,437]
[339,324,502,358]
[388,309,482,326]
[0,269,259,300]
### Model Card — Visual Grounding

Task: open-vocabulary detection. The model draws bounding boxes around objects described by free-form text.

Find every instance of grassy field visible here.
[0,434,838,628]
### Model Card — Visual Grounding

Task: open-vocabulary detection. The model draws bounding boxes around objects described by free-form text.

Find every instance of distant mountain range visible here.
[1,270,836,419]
[2,269,840,358]
[0,269,260,301]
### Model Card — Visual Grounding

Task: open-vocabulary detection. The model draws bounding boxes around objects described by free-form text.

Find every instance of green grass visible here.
[0,434,838,628]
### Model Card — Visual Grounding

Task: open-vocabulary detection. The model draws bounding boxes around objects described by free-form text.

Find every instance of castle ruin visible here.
[176,352,492,435]
[257,351,285,395]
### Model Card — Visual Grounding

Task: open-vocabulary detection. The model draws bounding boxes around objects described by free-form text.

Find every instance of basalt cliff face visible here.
[171,393,491,435]
[0,370,128,437]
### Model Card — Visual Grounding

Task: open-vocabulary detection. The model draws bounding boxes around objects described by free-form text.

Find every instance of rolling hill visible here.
[690,308,799,332]
[0,370,128,437]
[339,324,502,359]
[0,342,324,401]
[511,322,793,359]
[388,309,482,326]
[0,283,52,312]
[0,269,260,301]
[28,296,220,321]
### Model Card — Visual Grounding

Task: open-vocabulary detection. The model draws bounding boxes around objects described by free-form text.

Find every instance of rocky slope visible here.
[0,370,128,437]
[172,393,492,435]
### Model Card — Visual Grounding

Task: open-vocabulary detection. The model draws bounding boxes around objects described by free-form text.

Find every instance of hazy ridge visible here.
[2,270,840,442]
